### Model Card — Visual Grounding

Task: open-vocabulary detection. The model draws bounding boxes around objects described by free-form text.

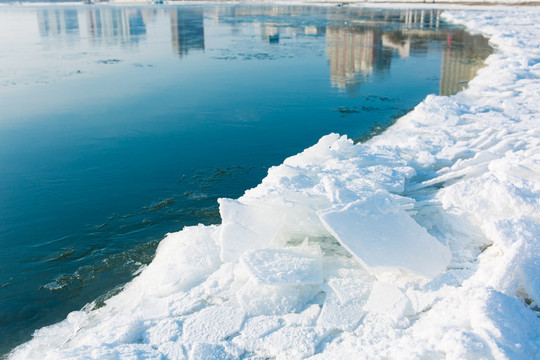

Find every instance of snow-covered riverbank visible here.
[9,5,540,360]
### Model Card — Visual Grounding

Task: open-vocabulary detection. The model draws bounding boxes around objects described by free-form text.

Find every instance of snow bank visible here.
[9,7,540,360]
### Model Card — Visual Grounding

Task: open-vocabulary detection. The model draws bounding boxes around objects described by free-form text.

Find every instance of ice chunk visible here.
[240,248,322,286]
[283,133,343,167]
[470,289,540,359]
[235,324,323,360]
[327,278,372,306]
[283,304,321,326]
[219,199,284,262]
[363,282,415,320]
[190,343,236,360]
[236,248,322,316]
[138,224,221,297]
[240,316,282,339]
[317,279,371,331]
[237,280,319,317]
[318,192,451,279]
[260,326,322,360]
[182,305,244,344]
[481,217,540,305]
[143,318,182,345]
[157,342,187,360]
[233,316,282,354]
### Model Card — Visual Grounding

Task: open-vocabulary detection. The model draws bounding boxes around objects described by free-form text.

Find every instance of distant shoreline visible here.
[4,0,540,6]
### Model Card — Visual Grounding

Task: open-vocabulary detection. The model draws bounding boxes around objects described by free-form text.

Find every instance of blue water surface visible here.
[0,4,491,355]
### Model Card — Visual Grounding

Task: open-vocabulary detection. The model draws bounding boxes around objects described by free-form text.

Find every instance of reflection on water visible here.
[324,9,490,94]
[37,6,147,45]
[31,6,490,95]
[170,8,204,57]
[261,25,280,44]
[205,6,490,94]
[85,7,147,44]
[440,31,492,95]
[37,9,79,37]
[327,27,392,93]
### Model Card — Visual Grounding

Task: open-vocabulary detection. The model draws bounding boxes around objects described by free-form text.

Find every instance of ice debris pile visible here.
[10,7,540,360]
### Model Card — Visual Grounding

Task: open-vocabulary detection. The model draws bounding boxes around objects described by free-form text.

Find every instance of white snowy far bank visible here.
[9,6,540,360]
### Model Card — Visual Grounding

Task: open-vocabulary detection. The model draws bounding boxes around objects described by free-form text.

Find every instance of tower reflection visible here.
[440,32,491,95]
[170,8,205,58]
[85,8,147,44]
[37,8,79,37]
[323,8,490,96]
[34,6,491,96]
[326,26,392,94]
[326,9,441,94]
[36,7,154,47]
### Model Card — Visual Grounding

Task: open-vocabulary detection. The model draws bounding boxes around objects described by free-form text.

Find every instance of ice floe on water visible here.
[9,7,540,360]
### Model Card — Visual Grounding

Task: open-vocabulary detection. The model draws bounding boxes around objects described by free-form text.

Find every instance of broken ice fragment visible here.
[240,248,322,286]
[364,281,415,319]
[218,199,284,262]
[318,192,451,279]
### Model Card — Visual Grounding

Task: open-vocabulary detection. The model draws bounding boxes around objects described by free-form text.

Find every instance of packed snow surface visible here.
[10,7,540,360]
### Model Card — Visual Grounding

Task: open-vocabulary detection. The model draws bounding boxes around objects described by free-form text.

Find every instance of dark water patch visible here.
[238,52,276,61]
[336,107,361,116]
[144,197,176,213]
[363,95,395,102]
[336,105,391,117]
[97,59,121,64]
[52,249,77,261]
[132,63,154,68]
[40,239,159,296]
[353,107,413,144]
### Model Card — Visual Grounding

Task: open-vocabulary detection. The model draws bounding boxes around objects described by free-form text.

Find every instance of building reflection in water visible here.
[258,20,325,44]
[37,7,148,44]
[214,6,327,45]
[326,26,392,94]
[204,6,490,95]
[37,8,79,37]
[212,7,451,93]
[324,8,490,95]
[170,9,205,58]
[85,8,147,45]
[261,25,280,44]
[440,32,491,96]
[34,6,490,96]
[326,9,439,94]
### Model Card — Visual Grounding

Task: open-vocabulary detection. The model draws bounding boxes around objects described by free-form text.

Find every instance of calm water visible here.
[0,4,491,355]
